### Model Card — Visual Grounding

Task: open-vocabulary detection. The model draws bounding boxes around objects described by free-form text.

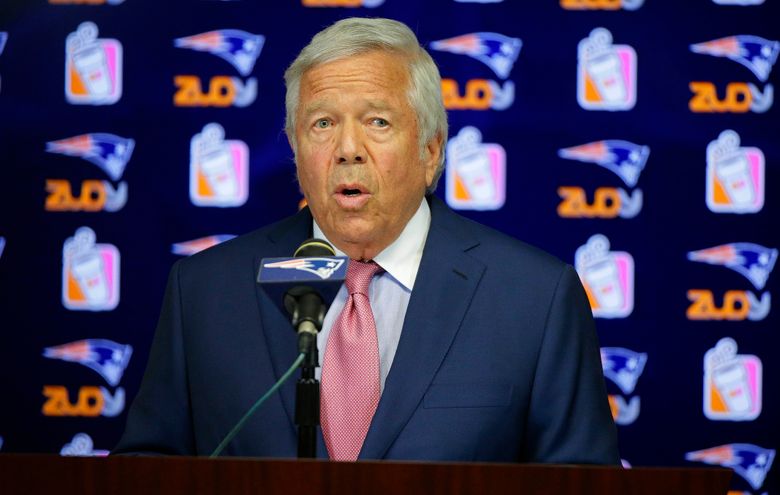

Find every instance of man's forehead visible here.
[300,98,396,115]
[297,52,410,112]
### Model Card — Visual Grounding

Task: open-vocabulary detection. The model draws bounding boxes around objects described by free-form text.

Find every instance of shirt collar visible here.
[312,197,431,290]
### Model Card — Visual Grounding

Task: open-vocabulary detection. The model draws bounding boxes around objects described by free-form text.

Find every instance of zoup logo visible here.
[174,29,262,107]
[686,444,775,491]
[62,227,120,311]
[60,433,109,457]
[190,123,249,207]
[301,0,384,7]
[703,338,762,421]
[577,28,637,111]
[45,133,133,212]
[445,127,506,211]
[65,22,122,105]
[561,0,644,10]
[689,81,772,113]
[172,235,236,256]
[575,234,634,318]
[43,339,133,387]
[264,258,345,280]
[601,347,646,425]
[431,32,521,111]
[689,36,777,113]
[557,140,649,219]
[706,130,764,214]
[687,242,775,321]
[42,385,125,417]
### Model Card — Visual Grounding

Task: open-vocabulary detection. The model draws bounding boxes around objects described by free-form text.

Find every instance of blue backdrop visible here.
[0,0,777,492]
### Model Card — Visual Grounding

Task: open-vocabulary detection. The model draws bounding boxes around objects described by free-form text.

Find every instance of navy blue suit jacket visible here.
[114,196,620,463]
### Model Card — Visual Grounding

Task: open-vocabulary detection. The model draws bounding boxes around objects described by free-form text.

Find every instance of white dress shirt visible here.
[313,198,431,392]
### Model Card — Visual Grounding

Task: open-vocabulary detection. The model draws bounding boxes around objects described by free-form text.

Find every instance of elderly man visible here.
[115,17,619,464]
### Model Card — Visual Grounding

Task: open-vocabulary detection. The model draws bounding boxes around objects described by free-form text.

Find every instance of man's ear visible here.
[424,132,444,188]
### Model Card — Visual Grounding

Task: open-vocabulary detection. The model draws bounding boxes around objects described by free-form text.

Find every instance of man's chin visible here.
[325,223,382,257]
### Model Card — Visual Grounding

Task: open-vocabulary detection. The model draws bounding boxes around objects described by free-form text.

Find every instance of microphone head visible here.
[257,238,348,331]
[294,238,336,257]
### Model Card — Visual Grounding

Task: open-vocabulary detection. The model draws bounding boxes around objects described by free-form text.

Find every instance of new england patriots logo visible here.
[558,140,650,188]
[43,339,133,387]
[690,35,780,82]
[264,258,345,280]
[171,235,236,256]
[686,444,775,490]
[687,243,777,290]
[45,133,134,181]
[601,347,647,395]
[430,32,522,79]
[175,30,264,77]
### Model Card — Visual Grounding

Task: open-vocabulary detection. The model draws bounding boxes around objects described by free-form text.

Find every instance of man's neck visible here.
[314,197,431,290]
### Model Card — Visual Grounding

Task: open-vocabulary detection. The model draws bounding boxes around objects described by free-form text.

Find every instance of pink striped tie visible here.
[321,260,383,461]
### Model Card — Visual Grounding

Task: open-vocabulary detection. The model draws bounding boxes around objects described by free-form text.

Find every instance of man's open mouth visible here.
[336,184,369,196]
[334,184,371,208]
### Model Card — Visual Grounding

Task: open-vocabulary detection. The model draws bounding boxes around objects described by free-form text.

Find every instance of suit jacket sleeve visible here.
[112,260,196,455]
[522,264,620,464]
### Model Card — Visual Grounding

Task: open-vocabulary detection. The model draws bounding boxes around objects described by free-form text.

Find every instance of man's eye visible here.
[315,119,330,129]
[372,118,389,127]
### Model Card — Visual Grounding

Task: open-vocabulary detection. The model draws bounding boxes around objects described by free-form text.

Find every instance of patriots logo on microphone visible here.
[430,32,522,79]
[174,30,265,77]
[264,258,345,280]
[686,444,775,490]
[45,133,135,181]
[558,140,650,188]
[43,339,133,387]
[690,35,780,82]
[601,347,647,395]
[687,243,777,290]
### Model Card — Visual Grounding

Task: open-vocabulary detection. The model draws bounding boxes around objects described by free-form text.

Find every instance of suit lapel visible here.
[360,197,485,459]
[253,208,313,434]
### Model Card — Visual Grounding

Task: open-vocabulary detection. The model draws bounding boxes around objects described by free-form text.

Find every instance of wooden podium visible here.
[0,454,732,495]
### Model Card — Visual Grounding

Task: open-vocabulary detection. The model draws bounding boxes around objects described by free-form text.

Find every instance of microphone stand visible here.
[291,292,323,458]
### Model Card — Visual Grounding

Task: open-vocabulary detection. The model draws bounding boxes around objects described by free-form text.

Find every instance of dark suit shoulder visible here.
[468,219,563,270]
[430,198,567,280]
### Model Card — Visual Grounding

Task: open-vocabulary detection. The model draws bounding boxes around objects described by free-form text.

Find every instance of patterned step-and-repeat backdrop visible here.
[0,0,777,492]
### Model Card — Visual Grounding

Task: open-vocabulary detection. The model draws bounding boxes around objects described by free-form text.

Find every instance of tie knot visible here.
[345,260,382,295]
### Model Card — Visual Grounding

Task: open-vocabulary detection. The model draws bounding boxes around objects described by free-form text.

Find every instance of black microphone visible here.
[257,238,348,336]
[256,238,349,458]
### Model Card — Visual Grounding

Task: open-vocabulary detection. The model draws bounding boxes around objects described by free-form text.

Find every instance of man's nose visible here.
[335,120,365,164]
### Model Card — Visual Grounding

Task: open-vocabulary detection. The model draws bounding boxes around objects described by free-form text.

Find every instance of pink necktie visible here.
[321,260,383,461]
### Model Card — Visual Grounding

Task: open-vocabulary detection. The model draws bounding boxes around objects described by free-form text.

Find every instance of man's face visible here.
[293,50,440,260]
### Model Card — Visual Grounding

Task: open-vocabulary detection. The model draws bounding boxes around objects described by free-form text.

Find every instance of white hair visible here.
[284,17,448,193]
